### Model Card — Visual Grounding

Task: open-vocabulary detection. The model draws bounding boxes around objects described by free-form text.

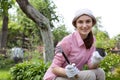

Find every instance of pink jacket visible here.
[43,30,96,80]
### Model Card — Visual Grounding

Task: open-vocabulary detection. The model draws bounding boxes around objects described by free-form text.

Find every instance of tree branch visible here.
[16,0,49,29]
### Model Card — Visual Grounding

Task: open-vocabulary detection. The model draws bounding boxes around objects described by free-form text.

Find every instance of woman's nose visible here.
[83,23,87,27]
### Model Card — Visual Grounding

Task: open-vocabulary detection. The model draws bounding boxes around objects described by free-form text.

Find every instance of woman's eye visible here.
[78,21,83,24]
[86,20,91,23]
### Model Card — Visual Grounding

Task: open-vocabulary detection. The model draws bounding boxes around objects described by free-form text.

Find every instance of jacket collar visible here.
[74,30,84,47]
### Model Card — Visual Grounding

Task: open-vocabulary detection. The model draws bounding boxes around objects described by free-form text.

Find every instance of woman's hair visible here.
[83,31,93,49]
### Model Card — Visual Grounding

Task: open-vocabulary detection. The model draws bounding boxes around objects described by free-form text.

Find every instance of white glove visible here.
[91,51,104,65]
[65,63,80,78]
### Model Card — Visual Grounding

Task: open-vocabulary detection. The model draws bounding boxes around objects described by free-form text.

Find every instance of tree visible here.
[10,0,59,49]
[30,0,59,28]
[16,0,54,63]
[0,0,11,49]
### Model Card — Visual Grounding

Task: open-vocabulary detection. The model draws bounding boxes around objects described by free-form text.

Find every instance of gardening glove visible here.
[65,63,80,78]
[91,50,107,65]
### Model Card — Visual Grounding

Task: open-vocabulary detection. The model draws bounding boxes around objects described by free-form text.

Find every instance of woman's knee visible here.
[96,68,106,80]
[97,68,105,75]
[54,77,68,80]
[85,71,96,80]
[77,70,96,80]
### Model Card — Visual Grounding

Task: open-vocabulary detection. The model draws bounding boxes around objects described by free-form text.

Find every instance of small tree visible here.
[0,0,15,49]
[16,0,54,63]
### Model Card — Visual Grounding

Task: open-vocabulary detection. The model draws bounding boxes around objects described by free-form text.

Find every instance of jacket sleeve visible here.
[52,37,71,67]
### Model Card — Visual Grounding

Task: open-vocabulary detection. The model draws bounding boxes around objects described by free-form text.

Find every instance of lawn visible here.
[0,69,11,80]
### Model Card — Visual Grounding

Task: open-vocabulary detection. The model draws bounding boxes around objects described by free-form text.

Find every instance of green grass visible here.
[0,69,11,80]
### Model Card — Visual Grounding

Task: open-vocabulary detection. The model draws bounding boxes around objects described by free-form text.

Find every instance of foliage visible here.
[10,60,50,80]
[113,66,120,77]
[113,34,120,49]
[0,49,43,79]
[9,51,120,80]
[100,53,120,80]
[0,55,15,69]
[30,0,59,28]
[23,49,44,62]
[93,17,119,80]
[92,16,117,50]
[95,31,116,49]
[52,25,70,46]
[8,15,41,49]
[15,5,41,48]
[7,0,60,49]
[0,0,15,16]
[7,20,24,48]
[6,4,42,48]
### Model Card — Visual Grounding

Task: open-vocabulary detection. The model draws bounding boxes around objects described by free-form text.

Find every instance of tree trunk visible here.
[16,0,54,63]
[0,15,8,49]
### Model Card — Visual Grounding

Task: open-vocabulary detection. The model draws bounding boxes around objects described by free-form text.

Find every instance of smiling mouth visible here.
[82,29,88,32]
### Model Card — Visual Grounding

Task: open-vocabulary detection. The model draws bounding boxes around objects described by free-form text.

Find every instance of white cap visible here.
[72,9,96,27]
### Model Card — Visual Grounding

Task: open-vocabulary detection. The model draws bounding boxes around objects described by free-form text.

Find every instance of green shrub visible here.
[0,55,15,69]
[10,60,50,80]
[100,53,120,72]
[113,66,120,77]
[100,53,120,80]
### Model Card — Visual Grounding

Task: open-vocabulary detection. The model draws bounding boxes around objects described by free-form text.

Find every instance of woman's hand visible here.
[65,63,80,78]
[89,50,107,69]
[91,51,104,65]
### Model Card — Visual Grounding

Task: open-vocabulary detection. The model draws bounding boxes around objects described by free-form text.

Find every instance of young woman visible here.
[43,9,105,80]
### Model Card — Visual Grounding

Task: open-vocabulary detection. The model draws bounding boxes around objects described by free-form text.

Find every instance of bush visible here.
[100,53,120,80]
[9,51,120,80]
[10,60,50,80]
[0,55,15,69]
[113,66,120,77]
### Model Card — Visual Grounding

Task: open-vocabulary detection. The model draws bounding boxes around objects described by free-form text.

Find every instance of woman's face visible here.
[75,15,93,39]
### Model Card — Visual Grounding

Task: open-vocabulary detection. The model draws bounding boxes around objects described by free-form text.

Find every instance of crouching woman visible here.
[43,9,106,80]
